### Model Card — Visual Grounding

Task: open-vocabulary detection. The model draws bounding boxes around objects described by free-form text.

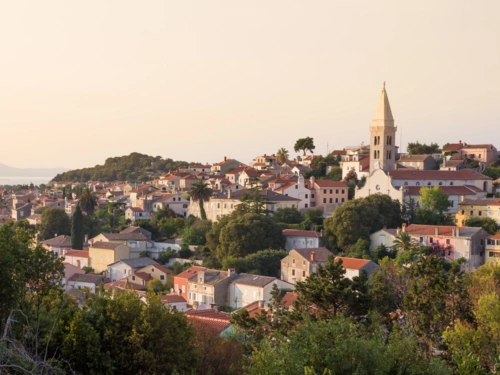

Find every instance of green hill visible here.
[51,152,200,182]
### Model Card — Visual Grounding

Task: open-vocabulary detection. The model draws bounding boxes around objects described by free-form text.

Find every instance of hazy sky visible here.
[1,0,499,169]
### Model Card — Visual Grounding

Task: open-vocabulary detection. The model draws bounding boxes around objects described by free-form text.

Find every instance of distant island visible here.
[0,163,68,178]
[50,152,199,182]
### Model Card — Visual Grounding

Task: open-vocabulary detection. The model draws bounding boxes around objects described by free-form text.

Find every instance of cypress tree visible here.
[71,206,84,250]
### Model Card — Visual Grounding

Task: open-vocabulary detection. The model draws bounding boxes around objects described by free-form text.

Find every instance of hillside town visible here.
[2,85,500,374]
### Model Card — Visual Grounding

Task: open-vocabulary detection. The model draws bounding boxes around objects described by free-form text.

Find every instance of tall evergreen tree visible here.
[71,206,84,250]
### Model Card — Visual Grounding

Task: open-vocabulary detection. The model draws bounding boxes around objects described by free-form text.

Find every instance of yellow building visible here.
[456,198,500,226]
[137,264,172,284]
[89,241,130,273]
[485,234,500,264]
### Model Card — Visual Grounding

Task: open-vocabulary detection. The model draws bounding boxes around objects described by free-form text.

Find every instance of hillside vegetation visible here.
[51,152,199,182]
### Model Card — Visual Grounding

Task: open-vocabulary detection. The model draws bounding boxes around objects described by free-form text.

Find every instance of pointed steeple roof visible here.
[372,82,394,127]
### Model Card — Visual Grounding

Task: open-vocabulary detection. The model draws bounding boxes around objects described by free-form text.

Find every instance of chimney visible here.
[310,251,316,262]
[197,270,205,284]
[461,195,465,202]
[435,227,439,236]
[224,156,227,161]
[402,223,407,233]
[227,189,231,199]
[397,227,401,236]
[84,234,88,243]
[259,300,265,308]
[228,268,236,276]
[455,227,460,237]
[452,227,456,237]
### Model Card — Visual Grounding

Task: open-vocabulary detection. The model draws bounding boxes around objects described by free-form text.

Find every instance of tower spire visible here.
[373,81,394,127]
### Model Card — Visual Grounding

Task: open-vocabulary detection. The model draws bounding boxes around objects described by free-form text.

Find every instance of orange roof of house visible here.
[281,291,298,309]
[64,250,90,258]
[184,309,231,332]
[488,234,500,240]
[313,180,348,188]
[160,295,187,303]
[388,169,491,180]
[335,257,372,270]
[174,266,207,281]
[283,229,321,238]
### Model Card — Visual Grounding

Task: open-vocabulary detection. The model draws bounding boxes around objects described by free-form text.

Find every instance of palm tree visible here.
[189,180,213,220]
[78,188,97,215]
[392,232,418,253]
[276,148,289,165]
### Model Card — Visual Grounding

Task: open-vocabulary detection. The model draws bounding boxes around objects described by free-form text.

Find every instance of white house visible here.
[369,228,399,252]
[107,257,158,282]
[66,273,106,293]
[335,257,379,279]
[272,175,311,210]
[283,229,322,251]
[152,193,189,217]
[125,207,151,222]
[228,274,294,309]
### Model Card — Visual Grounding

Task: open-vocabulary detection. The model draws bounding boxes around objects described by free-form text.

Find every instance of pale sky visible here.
[1,0,499,169]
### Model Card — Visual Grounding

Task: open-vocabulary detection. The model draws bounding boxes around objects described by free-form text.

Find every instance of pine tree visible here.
[71,206,84,250]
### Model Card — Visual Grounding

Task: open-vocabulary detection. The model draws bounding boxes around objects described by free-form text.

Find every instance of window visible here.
[323,189,326,194]
[292,269,295,276]
[323,198,326,203]
[450,182,454,186]
[470,211,474,216]
[450,200,454,207]
[479,211,482,216]
[292,259,295,264]
[335,198,339,203]
[329,189,332,194]
[446,239,450,245]
[302,271,306,277]
[311,194,315,198]
[480,239,484,245]
[416,182,420,186]
[341,189,345,194]
[295,185,298,189]
[151,268,154,272]
[341,198,345,202]
[160,275,165,281]
[132,276,136,281]
[427,182,432,186]
[430,237,434,244]
[303,260,306,265]
[217,203,220,208]
[329,198,332,203]
[439,182,442,186]
[305,203,308,208]
[419,237,424,243]
[461,210,464,215]
[305,194,309,198]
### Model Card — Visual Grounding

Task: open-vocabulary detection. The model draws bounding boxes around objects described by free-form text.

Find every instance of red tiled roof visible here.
[133,272,154,281]
[312,180,348,188]
[175,266,207,281]
[459,198,500,206]
[103,280,146,291]
[283,229,321,238]
[388,169,492,180]
[442,143,464,152]
[335,257,372,270]
[405,224,460,237]
[64,250,90,258]
[488,234,500,240]
[184,309,231,332]
[160,295,187,303]
[281,291,298,309]
[331,150,347,156]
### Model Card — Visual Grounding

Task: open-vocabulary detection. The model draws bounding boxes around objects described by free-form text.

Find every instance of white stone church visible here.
[354,84,492,213]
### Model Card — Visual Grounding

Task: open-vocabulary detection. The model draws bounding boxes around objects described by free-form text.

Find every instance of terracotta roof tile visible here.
[283,229,321,238]
[335,257,372,270]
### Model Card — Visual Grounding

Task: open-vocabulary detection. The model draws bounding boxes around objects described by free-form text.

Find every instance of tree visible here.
[189,180,213,220]
[39,208,71,240]
[392,232,418,253]
[419,187,452,214]
[326,166,342,181]
[236,188,273,215]
[276,148,289,164]
[464,217,498,235]
[323,194,402,251]
[248,316,451,375]
[482,166,500,180]
[294,137,315,155]
[78,187,97,215]
[404,256,473,358]
[209,213,285,262]
[407,141,441,155]
[294,256,369,318]
[71,205,84,250]
[182,222,211,246]
[272,207,302,224]
[222,249,288,277]
[300,208,324,230]
[340,238,372,260]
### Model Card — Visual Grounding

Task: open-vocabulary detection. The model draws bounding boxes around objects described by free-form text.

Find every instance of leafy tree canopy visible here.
[294,137,315,156]
[464,216,499,235]
[272,207,302,225]
[51,152,200,182]
[39,208,71,240]
[407,141,441,155]
[323,194,402,251]
[222,249,288,277]
[419,186,452,214]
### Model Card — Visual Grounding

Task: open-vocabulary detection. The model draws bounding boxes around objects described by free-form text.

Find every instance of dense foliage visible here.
[407,141,441,155]
[51,152,199,182]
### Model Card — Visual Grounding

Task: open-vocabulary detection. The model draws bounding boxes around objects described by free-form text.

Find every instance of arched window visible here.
[416,182,420,186]
[450,182,454,186]
[427,182,432,186]
[389,151,392,159]
[404,182,408,186]
[374,136,378,145]
[439,182,443,186]
[374,150,377,159]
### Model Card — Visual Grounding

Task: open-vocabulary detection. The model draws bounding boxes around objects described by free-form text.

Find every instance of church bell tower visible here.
[370,82,397,172]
